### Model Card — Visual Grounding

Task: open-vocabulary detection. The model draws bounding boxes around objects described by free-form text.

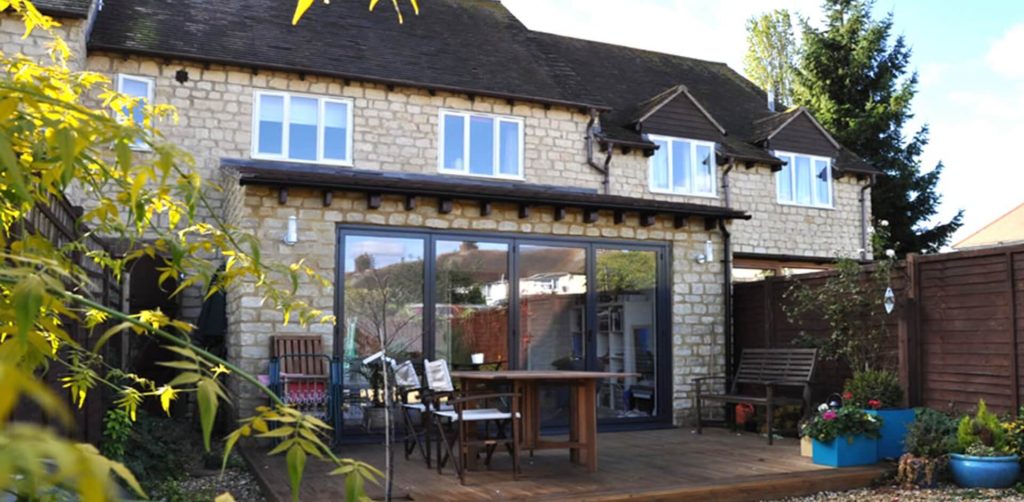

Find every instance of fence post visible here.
[1007,252,1020,416]
[898,254,920,407]
[763,278,775,349]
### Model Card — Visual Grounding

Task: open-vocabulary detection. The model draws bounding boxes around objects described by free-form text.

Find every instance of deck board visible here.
[242,428,888,501]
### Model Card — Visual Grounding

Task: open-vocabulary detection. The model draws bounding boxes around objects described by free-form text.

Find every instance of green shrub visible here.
[100,408,133,461]
[957,399,1010,455]
[843,369,904,409]
[904,408,957,458]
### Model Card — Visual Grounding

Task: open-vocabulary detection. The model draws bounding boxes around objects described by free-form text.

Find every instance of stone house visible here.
[14,0,878,433]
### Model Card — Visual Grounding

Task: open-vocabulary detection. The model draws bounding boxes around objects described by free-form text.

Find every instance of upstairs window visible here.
[439,110,523,179]
[116,74,154,148]
[253,91,352,165]
[648,135,716,196]
[775,151,832,207]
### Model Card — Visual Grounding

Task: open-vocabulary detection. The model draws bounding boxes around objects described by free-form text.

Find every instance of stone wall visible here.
[225,183,726,424]
[0,11,89,70]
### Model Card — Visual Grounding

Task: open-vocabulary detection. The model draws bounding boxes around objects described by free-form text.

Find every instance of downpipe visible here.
[859,174,877,260]
[585,108,613,195]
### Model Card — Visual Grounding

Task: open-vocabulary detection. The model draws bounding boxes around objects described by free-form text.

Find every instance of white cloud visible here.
[503,0,821,73]
[986,23,1024,79]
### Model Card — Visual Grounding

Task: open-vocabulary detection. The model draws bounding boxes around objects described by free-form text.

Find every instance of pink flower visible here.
[822,410,837,421]
[867,399,882,410]
[842,391,853,401]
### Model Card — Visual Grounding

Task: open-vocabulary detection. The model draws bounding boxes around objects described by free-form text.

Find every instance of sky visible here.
[503,0,1024,247]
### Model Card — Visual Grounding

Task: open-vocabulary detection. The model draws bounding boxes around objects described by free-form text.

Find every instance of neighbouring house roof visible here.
[953,202,1024,250]
[223,158,750,223]
[33,0,91,18]
[87,0,879,175]
[88,0,606,110]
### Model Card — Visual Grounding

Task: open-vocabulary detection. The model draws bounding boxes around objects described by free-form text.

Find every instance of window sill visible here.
[437,168,525,182]
[251,154,354,168]
[649,188,719,199]
[776,200,835,211]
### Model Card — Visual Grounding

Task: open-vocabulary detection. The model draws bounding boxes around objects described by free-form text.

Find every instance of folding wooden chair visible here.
[426,359,520,485]
[395,360,433,466]
[269,336,329,419]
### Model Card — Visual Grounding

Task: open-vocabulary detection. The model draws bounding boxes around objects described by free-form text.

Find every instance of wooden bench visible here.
[694,348,817,445]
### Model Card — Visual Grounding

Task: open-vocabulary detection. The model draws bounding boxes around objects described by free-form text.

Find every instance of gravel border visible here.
[768,484,1024,501]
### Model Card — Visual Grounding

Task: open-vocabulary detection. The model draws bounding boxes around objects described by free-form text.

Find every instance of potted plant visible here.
[949,400,1020,488]
[844,369,914,459]
[896,408,957,488]
[803,404,883,467]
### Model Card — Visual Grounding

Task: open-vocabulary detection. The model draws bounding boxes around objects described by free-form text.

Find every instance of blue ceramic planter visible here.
[949,453,1021,488]
[812,435,878,467]
[866,408,914,460]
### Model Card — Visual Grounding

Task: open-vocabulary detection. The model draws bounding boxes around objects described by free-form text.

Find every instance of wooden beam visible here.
[438,198,454,214]
[518,204,530,219]
[704,217,717,231]
[674,215,687,229]
[479,200,492,217]
[583,208,599,224]
[367,193,382,210]
[553,207,566,221]
[613,210,625,225]
[277,187,288,205]
[405,195,417,211]
[639,213,656,227]
[322,190,333,207]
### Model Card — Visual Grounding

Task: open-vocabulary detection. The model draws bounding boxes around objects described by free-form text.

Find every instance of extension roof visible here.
[87,0,879,174]
[33,0,91,18]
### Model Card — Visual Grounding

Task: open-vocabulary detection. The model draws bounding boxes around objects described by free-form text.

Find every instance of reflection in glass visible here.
[258,94,284,155]
[341,235,424,433]
[469,116,494,175]
[323,101,348,161]
[651,139,670,190]
[518,244,587,426]
[596,249,657,419]
[671,140,691,192]
[795,155,811,204]
[435,240,509,366]
[289,97,318,160]
[814,159,831,205]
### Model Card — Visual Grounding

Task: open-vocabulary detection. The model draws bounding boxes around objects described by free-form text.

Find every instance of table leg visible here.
[573,379,597,472]
[569,382,579,463]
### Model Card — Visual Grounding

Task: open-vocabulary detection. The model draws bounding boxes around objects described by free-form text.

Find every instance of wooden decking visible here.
[242,428,889,501]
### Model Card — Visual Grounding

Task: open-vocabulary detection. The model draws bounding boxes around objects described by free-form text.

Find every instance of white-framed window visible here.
[116,74,154,149]
[438,110,523,179]
[648,135,717,197]
[775,151,833,208]
[252,91,353,165]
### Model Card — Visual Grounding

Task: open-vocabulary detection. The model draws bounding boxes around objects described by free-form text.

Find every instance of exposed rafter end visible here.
[439,198,454,214]
[704,217,718,231]
[518,204,530,219]
[553,206,566,221]
[367,192,382,210]
[674,215,687,229]
[322,190,333,207]
[639,214,656,227]
[613,210,625,225]
[479,200,492,217]
[583,208,599,224]
[405,195,417,211]
[277,187,288,205]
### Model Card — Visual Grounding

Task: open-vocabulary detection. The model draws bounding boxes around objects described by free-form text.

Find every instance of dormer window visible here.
[438,110,523,179]
[252,91,353,165]
[775,151,832,208]
[648,135,716,197]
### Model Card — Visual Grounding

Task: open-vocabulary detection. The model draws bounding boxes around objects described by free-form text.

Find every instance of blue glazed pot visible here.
[812,435,878,467]
[949,453,1021,488]
[866,408,915,460]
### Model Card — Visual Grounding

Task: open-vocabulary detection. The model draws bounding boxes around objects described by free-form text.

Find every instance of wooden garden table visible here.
[450,370,636,472]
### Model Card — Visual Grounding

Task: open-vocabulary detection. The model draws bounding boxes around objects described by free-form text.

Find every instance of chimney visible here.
[767,88,776,112]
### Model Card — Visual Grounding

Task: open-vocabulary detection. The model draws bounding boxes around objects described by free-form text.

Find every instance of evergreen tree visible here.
[743,9,799,106]
[793,0,962,255]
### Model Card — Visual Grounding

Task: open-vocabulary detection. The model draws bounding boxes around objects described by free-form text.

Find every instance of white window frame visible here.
[116,74,155,150]
[647,134,718,198]
[774,150,834,209]
[437,109,525,180]
[251,90,354,166]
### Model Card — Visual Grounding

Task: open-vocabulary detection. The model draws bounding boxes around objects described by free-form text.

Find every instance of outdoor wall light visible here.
[283,215,298,245]
[175,68,189,84]
[695,239,714,264]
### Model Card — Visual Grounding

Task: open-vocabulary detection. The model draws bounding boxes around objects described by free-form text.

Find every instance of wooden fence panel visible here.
[733,243,1024,415]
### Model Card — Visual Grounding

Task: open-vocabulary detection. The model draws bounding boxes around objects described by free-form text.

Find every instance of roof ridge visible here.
[527,30,732,68]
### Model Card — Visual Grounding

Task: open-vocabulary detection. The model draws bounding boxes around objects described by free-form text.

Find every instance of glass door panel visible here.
[434,240,510,367]
[595,249,658,419]
[517,244,587,427]
[341,234,425,434]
